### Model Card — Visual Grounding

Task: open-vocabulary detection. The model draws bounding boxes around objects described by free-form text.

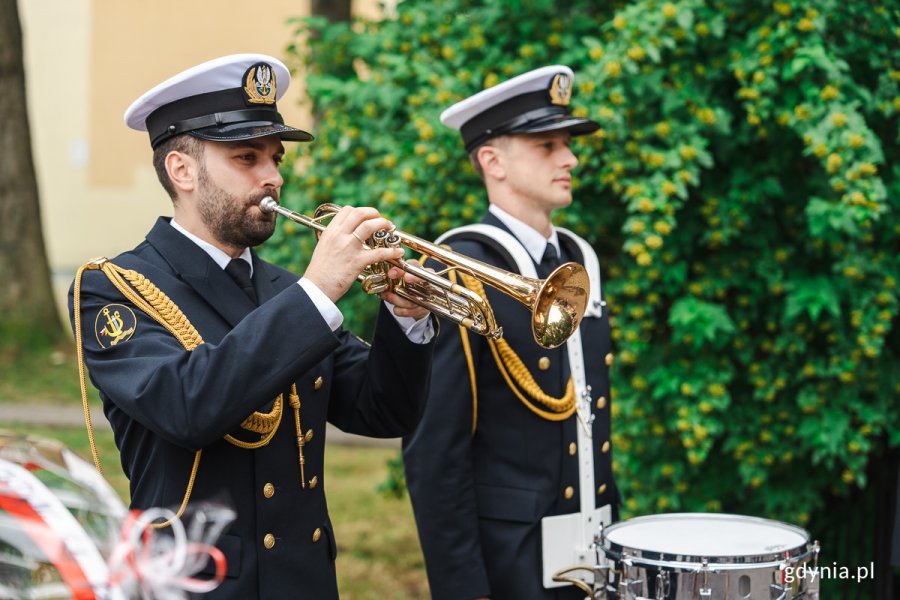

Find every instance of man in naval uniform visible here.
[68,54,436,599]
[403,65,618,599]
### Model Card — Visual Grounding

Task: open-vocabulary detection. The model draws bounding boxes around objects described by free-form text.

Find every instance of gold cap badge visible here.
[244,63,277,105]
[548,73,572,106]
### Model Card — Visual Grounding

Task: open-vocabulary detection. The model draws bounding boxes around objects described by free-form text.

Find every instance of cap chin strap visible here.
[151,108,284,148]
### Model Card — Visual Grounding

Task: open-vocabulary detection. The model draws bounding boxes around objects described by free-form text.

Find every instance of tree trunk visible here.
[311,0,351,22]
[0,0,63,346]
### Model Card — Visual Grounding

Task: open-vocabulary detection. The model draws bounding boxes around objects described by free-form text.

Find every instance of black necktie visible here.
[540,244,561,277]
[225,259,258,305]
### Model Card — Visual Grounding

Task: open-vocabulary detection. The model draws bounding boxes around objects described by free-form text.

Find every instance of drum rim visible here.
[601,512,813,569]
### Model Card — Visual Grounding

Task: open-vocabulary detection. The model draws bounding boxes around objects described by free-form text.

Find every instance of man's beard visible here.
[196,165,276,249]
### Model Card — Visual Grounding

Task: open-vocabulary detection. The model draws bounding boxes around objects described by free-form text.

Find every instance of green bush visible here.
[268,0,898,583]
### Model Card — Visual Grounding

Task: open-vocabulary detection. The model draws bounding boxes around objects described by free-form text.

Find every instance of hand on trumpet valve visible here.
[304,205,402,303]
[380,259,432,320]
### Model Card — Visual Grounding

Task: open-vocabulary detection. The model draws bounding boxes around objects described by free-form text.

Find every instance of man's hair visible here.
[152,134,205,199]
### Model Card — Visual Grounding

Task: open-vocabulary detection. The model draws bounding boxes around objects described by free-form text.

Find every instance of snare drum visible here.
[598,513,819,600]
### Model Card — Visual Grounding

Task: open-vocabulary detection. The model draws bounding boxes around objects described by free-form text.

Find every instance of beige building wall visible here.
[18,0,380,316]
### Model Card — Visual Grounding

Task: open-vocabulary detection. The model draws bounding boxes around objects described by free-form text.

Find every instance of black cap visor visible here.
[189,120,314,144]
[507,114,599,138]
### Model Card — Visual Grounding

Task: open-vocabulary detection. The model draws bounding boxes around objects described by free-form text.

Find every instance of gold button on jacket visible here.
[314,376,324,390]
[568,442,577,456]
[312,527,322,543]
[263,483,275,498]
[263,533,275,549]
[596,395,607,410]
[564,486,574,500]
[538,356,551,370]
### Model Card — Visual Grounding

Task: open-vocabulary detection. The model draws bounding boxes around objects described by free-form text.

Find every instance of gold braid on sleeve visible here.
[73,258,305,527]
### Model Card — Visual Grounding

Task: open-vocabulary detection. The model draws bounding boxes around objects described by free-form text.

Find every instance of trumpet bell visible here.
[534,263,590,349]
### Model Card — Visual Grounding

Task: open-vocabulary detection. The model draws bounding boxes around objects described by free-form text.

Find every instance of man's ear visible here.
[477,144,505,181]
[165,151,198,194]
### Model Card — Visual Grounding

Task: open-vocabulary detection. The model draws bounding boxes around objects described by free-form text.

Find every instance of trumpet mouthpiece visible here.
[259,197,278,213]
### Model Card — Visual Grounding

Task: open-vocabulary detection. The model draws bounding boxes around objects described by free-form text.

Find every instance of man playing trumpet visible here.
[68,53,435,599]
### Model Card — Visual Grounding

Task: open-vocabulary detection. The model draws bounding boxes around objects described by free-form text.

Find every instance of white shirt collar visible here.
[170,219,253,276]
[488,204,560,264]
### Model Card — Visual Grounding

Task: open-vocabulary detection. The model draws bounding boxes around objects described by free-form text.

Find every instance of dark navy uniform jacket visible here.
[69,217,434,599]
[403,212,617,600]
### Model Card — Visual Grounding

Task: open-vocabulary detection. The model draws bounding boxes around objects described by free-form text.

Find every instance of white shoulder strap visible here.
[556,228,603,318]
[435,224,538,279]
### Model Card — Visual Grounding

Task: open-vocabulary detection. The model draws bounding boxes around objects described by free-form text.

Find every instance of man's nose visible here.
[561,145,578,170]
[261,162,284,189]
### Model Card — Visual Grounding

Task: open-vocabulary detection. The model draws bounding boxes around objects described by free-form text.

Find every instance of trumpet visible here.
[259,197,589,349]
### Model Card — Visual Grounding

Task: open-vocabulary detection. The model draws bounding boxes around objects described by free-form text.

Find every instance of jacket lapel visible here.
[251,251,288,304]
[145,218,256,328]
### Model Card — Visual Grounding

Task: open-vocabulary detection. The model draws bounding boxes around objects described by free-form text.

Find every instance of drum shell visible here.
[598,513,820,600]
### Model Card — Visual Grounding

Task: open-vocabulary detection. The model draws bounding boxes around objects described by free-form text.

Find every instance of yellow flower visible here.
[794,104,811,120]
[441,46,455,60]
[774,1,792,16]
[848,133,865,148]
[858,163,877,176]
[383,155,398,168]
[826,153,843,173]
[653,221,672,235]
[697,108,717,124]
[547,33,562,47]
[813,143,828,158]
[738,87,760,100]
[613,15,626,30]
[661,181,678,196]
[605,61,622,77]
[655,121,671,137]
[695,22,710,37]
[662,2,677,18]
[645,234,663,249]
[484,72,499,88]
[797,18,814,32]
[820,85,839,100]
[609,91,625,105]
[426,152,441,166]
[849,191,867,205]
[629,220,646,234]
[382,190,397,204]
[753,71,766,83]
[648,153,665,168]
[637,197,655,213]
[627,46,646,61]
[831,112,848,127]
[679,145,697,161]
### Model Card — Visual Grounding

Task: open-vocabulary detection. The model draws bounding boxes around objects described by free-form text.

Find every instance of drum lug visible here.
[655,571,670,600]
[698,559,712,599]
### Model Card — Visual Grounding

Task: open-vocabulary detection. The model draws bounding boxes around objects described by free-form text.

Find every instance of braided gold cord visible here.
[458,273,576,421]
[73,259,289,527]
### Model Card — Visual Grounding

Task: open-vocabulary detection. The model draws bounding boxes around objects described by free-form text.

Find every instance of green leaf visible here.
[785,277,842,321]
[668,297,736,347]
